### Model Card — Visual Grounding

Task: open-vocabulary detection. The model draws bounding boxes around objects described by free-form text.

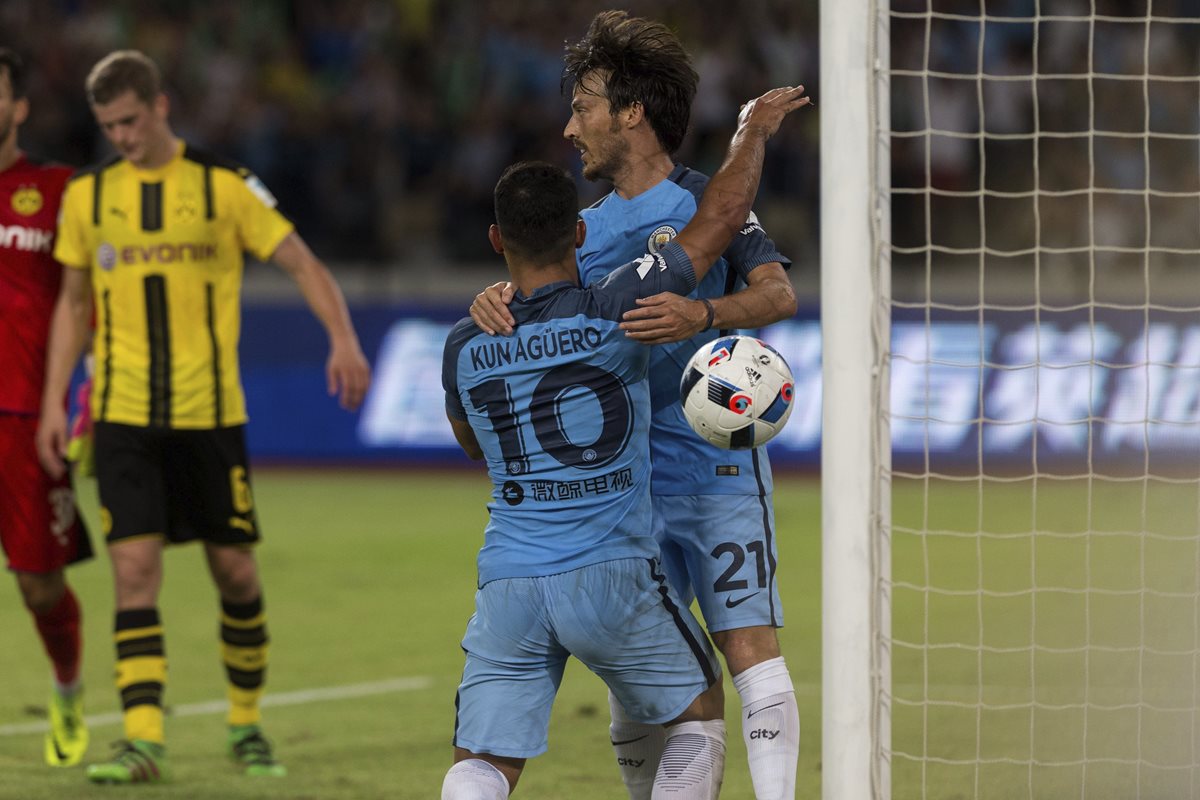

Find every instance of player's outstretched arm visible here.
[38,267,94,479]
[270,232,372,411]
[673,85,811,286]
[469,281,516,336]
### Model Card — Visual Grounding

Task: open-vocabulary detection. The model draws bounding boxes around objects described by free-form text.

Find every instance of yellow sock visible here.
[114,608,166,744]
[220,596,268,727]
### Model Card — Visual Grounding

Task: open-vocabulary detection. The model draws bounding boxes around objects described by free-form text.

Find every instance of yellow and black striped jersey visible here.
[55,140,294,429]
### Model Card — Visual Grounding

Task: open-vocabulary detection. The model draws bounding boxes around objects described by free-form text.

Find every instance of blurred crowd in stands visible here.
[8,1,1195,280]
[3,0,818,267]
[890,0,1200,279]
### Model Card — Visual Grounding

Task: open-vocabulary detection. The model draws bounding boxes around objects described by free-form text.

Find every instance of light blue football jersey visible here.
[444,241,698,586]
[578,164,791,496]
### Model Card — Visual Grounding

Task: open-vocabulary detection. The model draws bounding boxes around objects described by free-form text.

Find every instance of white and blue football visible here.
[679,335,794,450]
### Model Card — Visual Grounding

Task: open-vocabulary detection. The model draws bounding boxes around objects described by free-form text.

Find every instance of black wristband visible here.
[699,298,715,332]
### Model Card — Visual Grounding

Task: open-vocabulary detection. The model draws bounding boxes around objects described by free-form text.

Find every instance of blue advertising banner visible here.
[240,304,1200,472]
[888,306,1200,475]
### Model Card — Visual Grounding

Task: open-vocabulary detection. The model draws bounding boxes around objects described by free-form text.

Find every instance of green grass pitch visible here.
[0,470,821,799]
[889,476,1200,800]
[5,470,1192,798]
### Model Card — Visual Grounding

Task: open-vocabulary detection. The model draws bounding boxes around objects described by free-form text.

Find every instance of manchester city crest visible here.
[647,224,677,254]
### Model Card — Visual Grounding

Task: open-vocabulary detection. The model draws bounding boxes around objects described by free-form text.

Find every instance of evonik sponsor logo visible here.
[0,224,54,253]
[100,242,219,266]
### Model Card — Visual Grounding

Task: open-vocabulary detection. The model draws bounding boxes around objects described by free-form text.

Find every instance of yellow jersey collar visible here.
[130,139,186,180]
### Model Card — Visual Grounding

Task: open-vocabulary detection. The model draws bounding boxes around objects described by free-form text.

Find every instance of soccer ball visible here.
[679,335,795,450]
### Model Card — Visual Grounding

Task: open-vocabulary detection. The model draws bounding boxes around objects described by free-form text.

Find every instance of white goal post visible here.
[822,2,1200,798]
[821,0,892,797]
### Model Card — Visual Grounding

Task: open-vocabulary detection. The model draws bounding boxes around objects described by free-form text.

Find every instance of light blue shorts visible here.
[452,557,720,759]
[653,493,784,633]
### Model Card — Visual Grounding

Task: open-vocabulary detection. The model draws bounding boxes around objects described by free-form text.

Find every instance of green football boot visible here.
[85,739,169,784]
[228,725,287,777]
[44,688,88,767]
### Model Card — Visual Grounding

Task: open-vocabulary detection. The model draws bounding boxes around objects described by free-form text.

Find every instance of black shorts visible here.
[93,422,260,546]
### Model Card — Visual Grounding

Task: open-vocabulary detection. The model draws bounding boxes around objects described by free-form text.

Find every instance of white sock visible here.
[652,719,726,800]
[441,758,510,800]
[609,690,666,800]
[732,656,799,800]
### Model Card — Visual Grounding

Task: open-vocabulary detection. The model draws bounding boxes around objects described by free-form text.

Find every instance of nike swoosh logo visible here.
[747,701,785,719]
[725,592,758,609]
[610,735,648,746]
[51,734,68,763]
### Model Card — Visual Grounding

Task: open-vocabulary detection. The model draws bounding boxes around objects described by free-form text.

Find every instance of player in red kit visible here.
[0,47,93,767]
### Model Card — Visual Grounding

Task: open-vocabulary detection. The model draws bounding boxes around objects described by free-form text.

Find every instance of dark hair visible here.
[86,50,161,105]
[563,10,698,154]
[494,161,579,263]
[0,47,27,99]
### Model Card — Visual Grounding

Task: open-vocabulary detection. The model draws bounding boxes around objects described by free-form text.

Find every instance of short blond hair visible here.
[86,50,161,105]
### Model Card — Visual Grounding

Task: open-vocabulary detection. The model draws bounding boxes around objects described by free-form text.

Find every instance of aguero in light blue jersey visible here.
[445,233,686,586]
[438,84,810,800]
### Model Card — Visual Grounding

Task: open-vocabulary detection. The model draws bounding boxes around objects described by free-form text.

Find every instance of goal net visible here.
[822,2,1200,798]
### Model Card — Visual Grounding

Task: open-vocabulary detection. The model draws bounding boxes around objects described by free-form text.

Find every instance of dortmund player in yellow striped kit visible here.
[36,50,371,785]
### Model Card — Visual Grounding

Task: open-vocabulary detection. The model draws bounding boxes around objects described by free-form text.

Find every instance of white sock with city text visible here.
[732,656,799,800]
[609,690,666,800]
